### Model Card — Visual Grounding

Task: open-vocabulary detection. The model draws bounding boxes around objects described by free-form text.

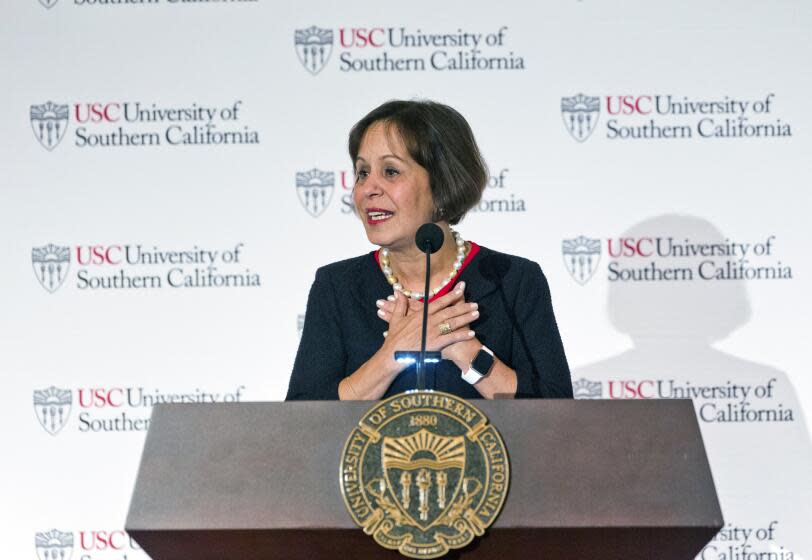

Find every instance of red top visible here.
[374,241,481,303]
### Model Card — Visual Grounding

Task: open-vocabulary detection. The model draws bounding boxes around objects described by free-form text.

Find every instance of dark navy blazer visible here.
[285,245,573,400]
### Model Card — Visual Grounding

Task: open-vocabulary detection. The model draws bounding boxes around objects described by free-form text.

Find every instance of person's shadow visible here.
[572,214,811,557]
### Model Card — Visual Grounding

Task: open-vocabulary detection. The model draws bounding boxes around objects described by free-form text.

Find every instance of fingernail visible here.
[470,302,478,310]
[376,299,385,308]
[387,295,395,302]
[377,309,386,318]
[383,331,388,338]
[459,281,466,290]
[467,330,475,337]
[471,310,479,318]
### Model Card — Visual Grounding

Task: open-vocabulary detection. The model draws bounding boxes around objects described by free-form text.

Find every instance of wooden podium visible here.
[125,399,722,559]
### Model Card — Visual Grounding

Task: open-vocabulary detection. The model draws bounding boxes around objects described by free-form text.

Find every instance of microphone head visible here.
[415,223,445,254]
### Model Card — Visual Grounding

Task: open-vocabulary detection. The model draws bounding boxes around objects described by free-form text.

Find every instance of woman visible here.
[286,100,572,401]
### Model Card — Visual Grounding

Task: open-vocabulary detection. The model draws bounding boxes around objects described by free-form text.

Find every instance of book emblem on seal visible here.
[340,391,509,558]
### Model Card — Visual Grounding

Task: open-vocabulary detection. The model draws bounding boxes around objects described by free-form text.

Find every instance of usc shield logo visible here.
[33,386,72,435]
[561,93,600,142]
[296,168,334,217]
[340,391,509,558]
[294,26,333,75]
[35,530,73,560]
[30,102,69,149]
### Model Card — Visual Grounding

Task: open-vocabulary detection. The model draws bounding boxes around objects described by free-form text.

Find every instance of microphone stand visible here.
[393,223,443,392]
[416,242,432,391]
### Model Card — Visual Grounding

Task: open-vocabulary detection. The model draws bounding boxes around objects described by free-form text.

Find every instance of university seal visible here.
[339,391,509,558]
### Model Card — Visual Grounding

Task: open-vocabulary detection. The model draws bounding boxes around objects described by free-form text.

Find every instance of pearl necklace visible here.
[380,229,468,300]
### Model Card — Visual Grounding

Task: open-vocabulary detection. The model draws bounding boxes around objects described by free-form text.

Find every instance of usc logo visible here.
[77,388,125,408]
[74,103,122,123]
[606,95,653,115]
[339,28,386,48]
[607,238,654,258]
[607,380,656,399]
[75,245,123,265]
[78,531,140,551]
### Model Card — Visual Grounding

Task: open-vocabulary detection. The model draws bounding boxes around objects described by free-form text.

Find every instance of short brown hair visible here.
[348,100,488,225]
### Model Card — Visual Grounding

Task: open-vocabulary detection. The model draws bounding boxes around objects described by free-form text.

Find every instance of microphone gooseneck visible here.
[415,223,444,391]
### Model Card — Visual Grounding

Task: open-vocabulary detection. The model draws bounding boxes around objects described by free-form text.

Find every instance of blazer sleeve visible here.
[285,267,348,400]
[510,261,573,398]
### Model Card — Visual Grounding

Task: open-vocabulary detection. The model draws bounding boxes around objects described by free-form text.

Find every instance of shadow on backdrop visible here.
[573,214,811,557]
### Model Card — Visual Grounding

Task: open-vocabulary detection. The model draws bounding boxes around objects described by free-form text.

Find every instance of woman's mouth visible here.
[366,208,394,225]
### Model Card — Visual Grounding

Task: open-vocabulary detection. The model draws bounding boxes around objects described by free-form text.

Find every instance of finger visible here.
[433,308,478,338]
[377,309,391,324]
[393,289,408,318]
[377,298,396,315]
[451,329,477,344]
[432,329,476,351]
[385,295,421,315]
[376,298,390,323]
[380,292,405,323]
[444,306,479,332]
[436,301,478,324]
[427,281,466,313]
[382,297,419,315]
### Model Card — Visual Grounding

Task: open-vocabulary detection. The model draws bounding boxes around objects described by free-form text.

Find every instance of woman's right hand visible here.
[377,282,479,361]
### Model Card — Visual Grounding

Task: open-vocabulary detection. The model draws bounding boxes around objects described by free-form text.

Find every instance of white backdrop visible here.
[1,1,810,558]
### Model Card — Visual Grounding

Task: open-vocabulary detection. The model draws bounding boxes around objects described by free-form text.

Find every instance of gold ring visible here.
[438,322,453,335]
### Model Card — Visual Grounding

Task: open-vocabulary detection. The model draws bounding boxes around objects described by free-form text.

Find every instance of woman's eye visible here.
[356,169,369,180]
[385,167,400,177]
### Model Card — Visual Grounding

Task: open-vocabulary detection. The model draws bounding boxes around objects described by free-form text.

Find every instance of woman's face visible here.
[353,121,435,251]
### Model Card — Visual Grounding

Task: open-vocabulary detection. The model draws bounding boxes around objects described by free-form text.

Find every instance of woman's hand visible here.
[376,282,479,355]
[372,281,518,400]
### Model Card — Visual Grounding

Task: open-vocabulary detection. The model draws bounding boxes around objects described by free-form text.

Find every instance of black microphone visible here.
[415,223,443,390]
[415,223,445,254]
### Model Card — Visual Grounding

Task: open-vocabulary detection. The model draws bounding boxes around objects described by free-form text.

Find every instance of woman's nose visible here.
[357,174,384,198]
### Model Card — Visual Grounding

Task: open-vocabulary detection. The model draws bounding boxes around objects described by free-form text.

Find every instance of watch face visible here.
[472,348,495,376]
